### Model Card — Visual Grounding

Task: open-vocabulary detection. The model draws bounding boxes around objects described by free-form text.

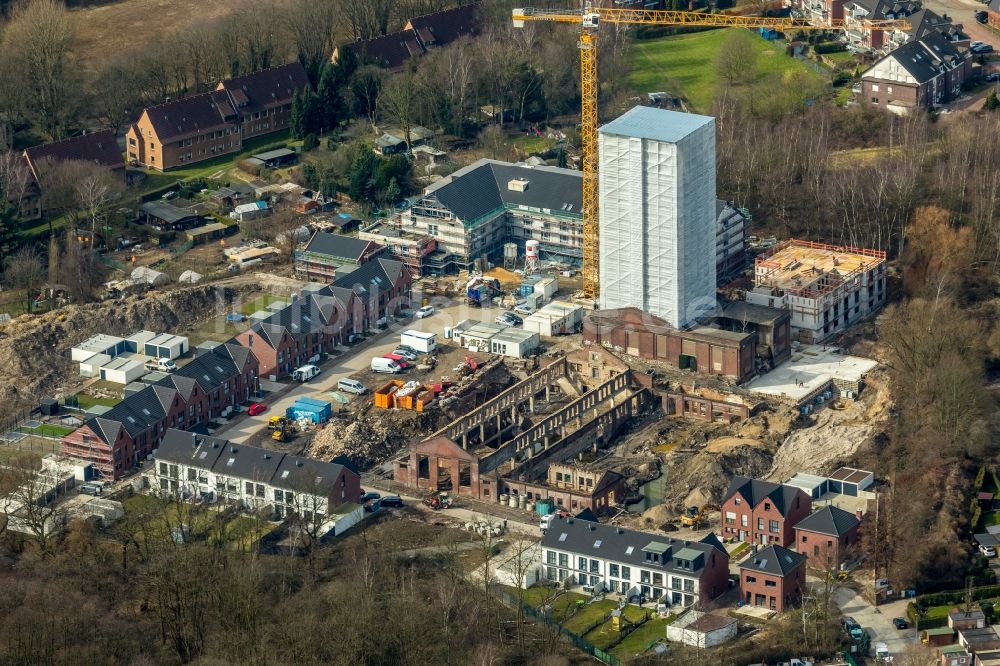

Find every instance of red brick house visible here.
[794,505,861,570]
[60,343,258,479]
[861,32,971,114]
[990,0,1000,30]
[332,257,413,332]
[234,286,355,380]
[740,544,807,612]
[127,62,309,170]
[721,476,812,547]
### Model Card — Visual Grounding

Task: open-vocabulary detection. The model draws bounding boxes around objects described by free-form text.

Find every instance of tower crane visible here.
[513,5,909,300]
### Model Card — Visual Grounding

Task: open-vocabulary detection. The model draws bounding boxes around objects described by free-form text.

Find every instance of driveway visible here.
[833,586,915,658]
[216,295,499,443]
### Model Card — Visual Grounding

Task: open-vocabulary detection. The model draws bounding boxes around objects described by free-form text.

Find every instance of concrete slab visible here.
[733,605,775,621]
[746,345,878,403]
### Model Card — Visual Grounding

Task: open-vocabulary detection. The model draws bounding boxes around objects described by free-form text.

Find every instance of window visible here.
[734,498,741,505]
[558,553,568,568]
[746,576,757,583]
[609,563,619,578]
[590,560,599,573]
[801,535,807,543]
[245,481,254,495]
[547,551,556,565]
[758,518,764,530]
[764,502,770,511]
[274,489,283,502]
[188,469,197,481]
[671,577,681,590]
[770,520,780,533]
[578,557,587,571]
[683,579,694,592]
[765,580,777,588]
[159,462,167,474]
[652,573,663,586]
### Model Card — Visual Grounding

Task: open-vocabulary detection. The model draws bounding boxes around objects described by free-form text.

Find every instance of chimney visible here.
[191,433,198,448]
[568,518,574,525]
[617,527,624,534]
[230,446,237,453]
[856,509,863,521]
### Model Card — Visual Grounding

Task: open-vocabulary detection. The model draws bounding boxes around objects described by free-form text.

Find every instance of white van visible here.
[540,514,556,531]
[371,357,402,374]
[337,378,367,395]
[292,364,320,382]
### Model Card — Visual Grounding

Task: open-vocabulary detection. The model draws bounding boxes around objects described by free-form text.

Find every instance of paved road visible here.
[216,296,499,443]
[833,586,915,658]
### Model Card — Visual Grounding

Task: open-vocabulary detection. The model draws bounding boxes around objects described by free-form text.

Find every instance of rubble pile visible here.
[0,281,258,418]
[309,408,446,468]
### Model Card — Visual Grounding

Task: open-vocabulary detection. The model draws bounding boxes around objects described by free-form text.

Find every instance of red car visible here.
[248,403,267,416]
[382,353,411,369]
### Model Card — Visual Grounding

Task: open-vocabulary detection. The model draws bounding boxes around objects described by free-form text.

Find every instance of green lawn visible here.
[584,607,653,650]
[74,393,121,410]
[982,511,1000,527]
[513,134,555,154]
[628,29,827,112]
[240,293,288,316]
[563,599,619,635]
[20,423,76,438]
[608,616,674,661]
[730,541,751,559]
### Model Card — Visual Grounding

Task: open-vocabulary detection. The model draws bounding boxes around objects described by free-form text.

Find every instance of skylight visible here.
[142,408,151,416]
[281,470,290,479]
[558,533,567,542]
[227,458,235,467]
[215,366,224,373]
[126,416,136,424]
[594,540,602,549]
[198,451,208,459]
[625,546,634,555]
[203,374,211,382]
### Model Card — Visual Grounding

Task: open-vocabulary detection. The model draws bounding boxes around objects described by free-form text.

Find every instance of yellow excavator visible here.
[679,506,703,527]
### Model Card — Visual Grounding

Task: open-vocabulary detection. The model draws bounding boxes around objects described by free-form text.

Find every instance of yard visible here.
[241,293,292,317]
[608,616,675,661]
[73,393,121,410]
[19,423,76,438]
[627,28,828,112]
[583,605,654,649]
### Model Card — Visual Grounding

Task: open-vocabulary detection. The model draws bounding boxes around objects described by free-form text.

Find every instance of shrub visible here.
[303,134,319,151]
[814,42,847,54]
[976,466,988,490]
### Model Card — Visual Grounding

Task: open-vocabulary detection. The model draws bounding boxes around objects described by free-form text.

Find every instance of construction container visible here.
[525,292,542,309]
[395,381,435,412]
[374,380,405,408]
[534,277,558,300]
[519,276,539,297]
[285,396,332,423]
[536,500,552,516]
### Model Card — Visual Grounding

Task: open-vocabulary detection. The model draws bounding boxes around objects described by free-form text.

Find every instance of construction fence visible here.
[0,399,88,458]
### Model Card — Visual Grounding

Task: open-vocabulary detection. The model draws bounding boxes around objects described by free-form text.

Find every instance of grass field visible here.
[74,394,121,410]
[71,0,246,74]
[608,616,674,661]
[20,423,76,438]
[627,29,827,112]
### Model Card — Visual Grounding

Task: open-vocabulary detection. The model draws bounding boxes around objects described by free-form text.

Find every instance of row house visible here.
[721,475,812,547]
[148,429,361,531]
[332,257,413,333]
[10,130,125,221]
[60,344,259,480]
[861,32,971,113]
[331,3,480,71]
[540,515,730,608]
[794,505,862,569]
[127,62,310,171]
[294,231,386,283]
[843,0,921,52]
[739,544,808,612]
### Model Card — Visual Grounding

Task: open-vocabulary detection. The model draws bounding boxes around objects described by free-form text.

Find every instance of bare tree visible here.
[5,246,45,312]
[284,0,337,80]
[715,31,758,87]
[92,60,148,136]
[3,0,78,139]
[75,170,122,250]
[0,150,33,215]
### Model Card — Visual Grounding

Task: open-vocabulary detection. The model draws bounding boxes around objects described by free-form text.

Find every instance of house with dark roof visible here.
[126,62,310,171]
[739,544,807,612]
[905,8,970,46]
[148,429,361,530]
[540,514,730,608]
[721,475,812,547]
[13,130,125,221]
[59,343,259,480]
[861,31,970,113]
[331,3,480,71]
[294,231,386,282]
[139,201,202,231]
[795,505,862,569]
[332,257,413,333]
[843,0,922,51]
[233,286,354,380]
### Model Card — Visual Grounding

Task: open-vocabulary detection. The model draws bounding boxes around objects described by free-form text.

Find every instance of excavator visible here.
[423,491,454,510]
[679,506,703,527]
[271,420,295,443]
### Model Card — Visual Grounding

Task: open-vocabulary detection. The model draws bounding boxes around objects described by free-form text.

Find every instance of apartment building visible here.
[716,201,749,284]
[60,344,259,480]
[126,62,309,171]
[148,429,361,531]
[861,32,971,113]
[540,515,730,607]
[358,225,438,278]
[721,475,812,547]
[294,231,386,283]
[745,239,887,343]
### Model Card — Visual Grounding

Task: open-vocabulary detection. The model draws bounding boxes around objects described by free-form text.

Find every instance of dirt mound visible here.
[0,281,258,419]
[659,440,774,511]
[705,436,767,453]
[309,407,448,468]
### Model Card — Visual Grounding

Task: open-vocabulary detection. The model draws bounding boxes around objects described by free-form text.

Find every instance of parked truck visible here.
[145,358,176,373]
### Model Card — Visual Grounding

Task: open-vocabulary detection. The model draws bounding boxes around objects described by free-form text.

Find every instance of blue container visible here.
[286,397,332,423]
[536,500,552,516]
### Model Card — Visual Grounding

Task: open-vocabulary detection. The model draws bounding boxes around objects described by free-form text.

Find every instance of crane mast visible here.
[513,5,908,301]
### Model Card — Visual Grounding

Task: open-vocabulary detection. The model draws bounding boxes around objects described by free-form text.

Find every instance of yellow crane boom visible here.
[513,6,908,300]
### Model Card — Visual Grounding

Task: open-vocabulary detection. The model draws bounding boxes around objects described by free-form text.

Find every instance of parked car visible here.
[364,498,382,512]
[360,491,381,503]
[842,616,863,640]
[337,378,367,395]
[392,348,419,361]
[500,312,523,325]
[976,10,988,22]
[514,304,535,316]
[396,344,420,357]
[371,357,403,374]
[981,543,997,557]
[79,482,103,496]
[248,402,267,416]
[382,353,411,369]
[973,43,995,54]
[987,72,1000,82]
[892,617,908,629]
[415,305,435,319]
[381,495,404,508]
[875,641,891,662]
[495,315,514,327]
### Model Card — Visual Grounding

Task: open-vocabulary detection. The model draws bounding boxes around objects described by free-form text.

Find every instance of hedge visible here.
[814,42,847,54]
[908,584,1000,628]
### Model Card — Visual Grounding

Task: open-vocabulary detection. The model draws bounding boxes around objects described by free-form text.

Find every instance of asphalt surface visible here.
[215,297,501,444]
[922,0,1000,48]
[833,586,916,659]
